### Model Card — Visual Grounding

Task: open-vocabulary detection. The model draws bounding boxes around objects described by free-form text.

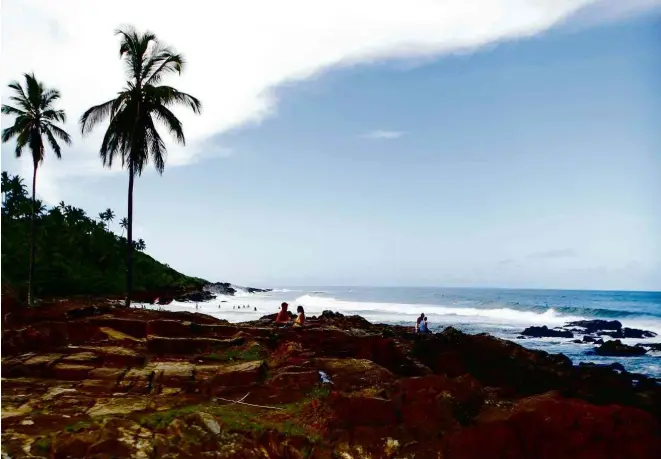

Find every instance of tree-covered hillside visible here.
[1,172,206,299]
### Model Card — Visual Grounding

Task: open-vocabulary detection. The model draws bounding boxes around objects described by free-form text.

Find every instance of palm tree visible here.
[80,27,201,307]
[105,208,115,227]
[119,217,128,237]
[1,73,72,305]
[99,211,108,228]
[136,238,146,251]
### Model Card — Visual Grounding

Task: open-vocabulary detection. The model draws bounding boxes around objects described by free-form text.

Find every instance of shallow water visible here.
[141,286,661,378]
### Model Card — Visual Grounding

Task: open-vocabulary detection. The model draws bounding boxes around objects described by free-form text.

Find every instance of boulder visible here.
[328,392,398,427]
[565,319,622,334]
[314,358,394,392]
[600,327,657,339]
[174,290,216,303]
[520,326,573,338]
[443,393,661,459]
[595,340,647,357]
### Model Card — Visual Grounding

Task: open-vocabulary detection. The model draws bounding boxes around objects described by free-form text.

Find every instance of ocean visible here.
[142,287,661,378]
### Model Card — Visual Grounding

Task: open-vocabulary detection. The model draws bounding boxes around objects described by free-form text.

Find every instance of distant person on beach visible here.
[254,307,257,311]
[275,302,289,325]
[294,306,305,327]
[416,313,425,333]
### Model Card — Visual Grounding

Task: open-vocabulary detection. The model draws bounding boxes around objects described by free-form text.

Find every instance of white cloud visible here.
[1,0,655,202]
[363,130,406,140]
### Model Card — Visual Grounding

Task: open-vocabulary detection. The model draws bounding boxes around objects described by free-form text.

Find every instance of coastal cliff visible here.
[2,298,660,458]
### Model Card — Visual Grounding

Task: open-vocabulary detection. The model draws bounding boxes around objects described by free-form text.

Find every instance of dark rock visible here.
[644,343,661,352]
[595,340,647,357]
[599,327,657,339]
[572,339,582,344]
[583,335,596,343]
[565,320,622,334]
[521,326,573,338]
[259,311,296,321]
[205,282,237,296]
[174,290,216,303]
[244,287,272,294]
[609,362,627,372]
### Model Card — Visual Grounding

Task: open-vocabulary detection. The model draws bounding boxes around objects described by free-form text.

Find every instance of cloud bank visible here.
[2,0,655,202]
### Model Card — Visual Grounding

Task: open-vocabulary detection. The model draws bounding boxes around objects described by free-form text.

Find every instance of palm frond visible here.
[148,85,202,114]
[1,117,30,143]
[42,109,67,123]
[143,48,185,85]
[13,129,30,157]
[145,115,166,174]
[80,97,120,134]
[152,105,185,144]
[24,73,44,110]
[43,122,72,145]
[40,88,61,109]
[1,105,27,117]
[43,126,62,159]
[7,81,31,111]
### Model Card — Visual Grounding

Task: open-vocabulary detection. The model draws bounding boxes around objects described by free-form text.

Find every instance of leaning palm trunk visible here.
[28,159,38,305]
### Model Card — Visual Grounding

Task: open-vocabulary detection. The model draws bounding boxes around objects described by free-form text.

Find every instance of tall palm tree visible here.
[80,27,201,307]
[1,73,72,305]
[136,238,146,252]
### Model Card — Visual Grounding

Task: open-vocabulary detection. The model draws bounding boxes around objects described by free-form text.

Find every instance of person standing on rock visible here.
[416,313,425,333]
[419,316,431,334]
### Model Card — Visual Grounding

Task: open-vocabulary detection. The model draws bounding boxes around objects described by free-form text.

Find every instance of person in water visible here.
[416,313,425,333]
[294,306,305,327]
[275,302,289,324]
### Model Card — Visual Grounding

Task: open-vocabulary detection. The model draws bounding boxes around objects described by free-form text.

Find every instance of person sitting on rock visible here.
[275,302,289,325]
[416,313,425,333]
[294,306,305,327]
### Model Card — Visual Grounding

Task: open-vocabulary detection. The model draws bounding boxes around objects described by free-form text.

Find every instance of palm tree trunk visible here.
[28,161,38,306]
[125,165,134,308]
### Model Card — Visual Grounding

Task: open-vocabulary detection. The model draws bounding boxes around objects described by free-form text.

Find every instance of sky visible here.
[1,0,660,291]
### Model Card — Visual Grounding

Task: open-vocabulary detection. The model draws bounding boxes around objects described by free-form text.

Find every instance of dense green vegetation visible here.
[1,171,206,299]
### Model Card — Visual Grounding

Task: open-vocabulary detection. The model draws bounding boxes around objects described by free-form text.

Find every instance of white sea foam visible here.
[138,292,661,334]
[291,294,587,325]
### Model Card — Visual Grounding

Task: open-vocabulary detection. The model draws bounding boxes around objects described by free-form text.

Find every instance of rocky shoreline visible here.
[2,299,661,458]
[519,319,659,357]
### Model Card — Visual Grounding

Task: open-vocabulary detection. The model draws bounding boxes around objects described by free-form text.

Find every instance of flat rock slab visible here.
[52,363,95,380]
[61,352,101,364]
[147,335,243,354]
[87,396,150,417]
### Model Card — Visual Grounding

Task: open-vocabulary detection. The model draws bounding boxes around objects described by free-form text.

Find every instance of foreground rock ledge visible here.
[2,301,661,459]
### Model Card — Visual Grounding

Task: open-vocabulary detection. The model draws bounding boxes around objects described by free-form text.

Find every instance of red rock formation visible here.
[1,302,660,458]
